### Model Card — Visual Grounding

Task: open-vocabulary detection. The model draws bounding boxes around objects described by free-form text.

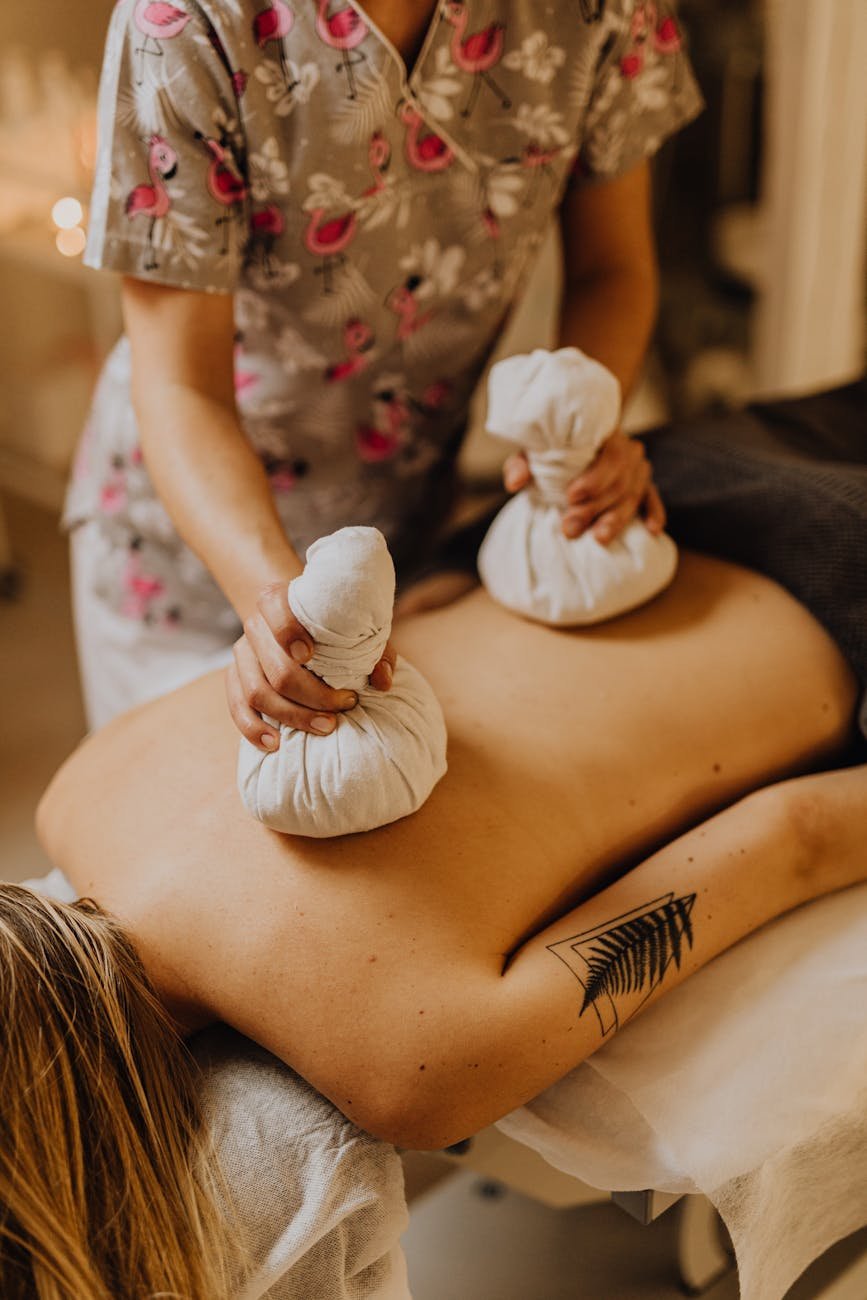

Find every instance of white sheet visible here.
[498,881,867,1300]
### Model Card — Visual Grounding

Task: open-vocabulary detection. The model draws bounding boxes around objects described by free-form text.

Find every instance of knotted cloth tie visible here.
[288,529,394,693]
[478,347,678,626]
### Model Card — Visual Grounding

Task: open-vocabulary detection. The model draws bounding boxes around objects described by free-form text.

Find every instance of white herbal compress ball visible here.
[478,348,678,626]
[237,526,447,837]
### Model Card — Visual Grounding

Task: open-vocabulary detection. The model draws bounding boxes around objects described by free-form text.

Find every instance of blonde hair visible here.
[0,884,237,1299]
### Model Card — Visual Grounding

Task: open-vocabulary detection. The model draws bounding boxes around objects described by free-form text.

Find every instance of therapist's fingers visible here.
[256,581,312,665]
[231,634,355,742]
[642,481,667,535]
[563,449,651,541]
[566,431,646,506]
[503,451,531,493]
[225,657,280,751]
[243,612,357,714]
[369,639,397,692]
[591,493,644,544]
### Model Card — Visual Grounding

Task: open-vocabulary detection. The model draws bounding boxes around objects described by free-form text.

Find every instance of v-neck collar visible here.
[346,0,443,92]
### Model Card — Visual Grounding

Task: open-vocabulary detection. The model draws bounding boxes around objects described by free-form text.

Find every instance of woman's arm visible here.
[122,278,361,746]
[123,278,300,619]
[353,764,867,1149]
[557,160,658,400]
[503,162,664,542]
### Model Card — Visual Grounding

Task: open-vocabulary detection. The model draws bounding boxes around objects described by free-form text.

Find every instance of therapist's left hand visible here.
[503,429,666,544]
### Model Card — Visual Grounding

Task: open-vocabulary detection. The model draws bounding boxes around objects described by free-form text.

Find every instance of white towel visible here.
[237,527,448,838]
[498,881,867,1300]
[478,348,678,626]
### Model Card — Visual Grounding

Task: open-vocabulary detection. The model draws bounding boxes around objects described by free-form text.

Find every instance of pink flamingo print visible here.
[305,133,389,293]
[356,390,410,463]
[194,131,248,253]
[325,319,375,382]
[133,1,191,82]
[314,0,369,100]
[621,4,681,78]
[305,208,357,294]
[419,379,450,411]
[408,378,451,417]
[249,203,285,275]
[121,539,165,622]
[501,142,563,207]
[653,13,682,54]
[99,455,128,515]
[263,455,309,493]
[398,100,454,173]
[253,2,297,87]
[442,2,510,118]
[386,275,434,341]
[125,135,178,270]
[233,337,259,397]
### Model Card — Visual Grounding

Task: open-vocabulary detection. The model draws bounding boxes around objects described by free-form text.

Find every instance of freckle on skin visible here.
[419,1064,425,1071]
[368,955,377,962]
[688,856,694,862]
[713,762,721,773]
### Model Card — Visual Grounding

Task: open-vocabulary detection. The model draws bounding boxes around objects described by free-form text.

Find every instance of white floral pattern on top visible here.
[503,31,566,85]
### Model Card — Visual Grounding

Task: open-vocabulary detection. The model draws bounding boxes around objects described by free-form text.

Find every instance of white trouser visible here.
[71,521,235,730]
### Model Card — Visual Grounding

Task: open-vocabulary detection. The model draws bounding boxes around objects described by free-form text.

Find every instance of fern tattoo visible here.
[547,893,696,1036]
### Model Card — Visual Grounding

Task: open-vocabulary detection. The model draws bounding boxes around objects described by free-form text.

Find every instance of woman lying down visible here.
[4,508,867,1292]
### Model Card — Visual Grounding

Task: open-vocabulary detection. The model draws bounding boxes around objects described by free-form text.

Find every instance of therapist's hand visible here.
[226,581,397,751]
[503,429,666,544]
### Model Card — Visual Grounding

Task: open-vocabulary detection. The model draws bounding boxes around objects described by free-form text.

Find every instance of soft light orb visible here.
[52,197,84,230]
[56,226,87,257]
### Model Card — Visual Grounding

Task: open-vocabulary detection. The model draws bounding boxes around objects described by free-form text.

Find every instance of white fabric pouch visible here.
[237,527,447,838]
[478,348,678,626]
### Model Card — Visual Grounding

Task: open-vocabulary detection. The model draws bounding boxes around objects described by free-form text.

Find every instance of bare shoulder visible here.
[37,671,232,885]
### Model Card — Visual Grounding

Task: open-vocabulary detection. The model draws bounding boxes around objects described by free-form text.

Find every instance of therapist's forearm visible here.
[557,263,658,402]
[132,381,303,620]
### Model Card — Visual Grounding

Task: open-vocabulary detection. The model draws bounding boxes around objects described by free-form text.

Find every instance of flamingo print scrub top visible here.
[68,0,702,633]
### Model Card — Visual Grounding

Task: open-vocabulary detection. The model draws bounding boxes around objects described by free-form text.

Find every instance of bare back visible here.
[40,553,855,1098]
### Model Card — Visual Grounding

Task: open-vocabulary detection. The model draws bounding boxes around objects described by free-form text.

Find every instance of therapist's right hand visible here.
[226,581,360,752]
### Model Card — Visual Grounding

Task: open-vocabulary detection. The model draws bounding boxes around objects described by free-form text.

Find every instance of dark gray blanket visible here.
[642,379,867,739]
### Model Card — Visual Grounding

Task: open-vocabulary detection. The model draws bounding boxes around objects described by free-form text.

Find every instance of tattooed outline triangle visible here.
[546,892,696,1037]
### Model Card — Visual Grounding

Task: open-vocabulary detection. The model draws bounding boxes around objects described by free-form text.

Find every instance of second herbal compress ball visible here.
[478,348,678,626]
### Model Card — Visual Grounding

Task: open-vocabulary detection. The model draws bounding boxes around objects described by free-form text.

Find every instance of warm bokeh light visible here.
[55,226,87,258]
[51,197,84,230]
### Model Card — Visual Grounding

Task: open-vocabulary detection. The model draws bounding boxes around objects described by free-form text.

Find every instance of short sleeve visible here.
[577,0,704,183]
[85,0,249,293]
